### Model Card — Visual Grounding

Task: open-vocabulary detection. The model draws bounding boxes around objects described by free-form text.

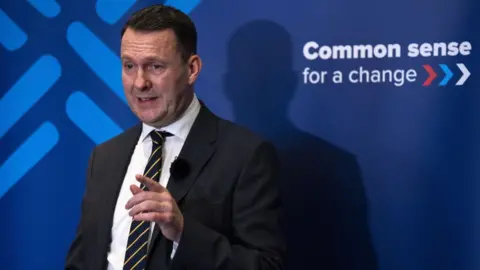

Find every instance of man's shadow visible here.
[223,20,379,270]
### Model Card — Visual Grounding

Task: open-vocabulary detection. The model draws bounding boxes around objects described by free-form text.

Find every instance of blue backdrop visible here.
[1,0,478,269]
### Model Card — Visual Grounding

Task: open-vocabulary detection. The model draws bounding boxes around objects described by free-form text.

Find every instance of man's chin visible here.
[139,114,171,128]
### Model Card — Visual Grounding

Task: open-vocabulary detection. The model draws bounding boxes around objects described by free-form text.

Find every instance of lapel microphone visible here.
[170,157,190,181]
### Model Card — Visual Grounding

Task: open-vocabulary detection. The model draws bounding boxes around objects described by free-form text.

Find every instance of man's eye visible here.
[124,63,134,69]
[150,64,163,70]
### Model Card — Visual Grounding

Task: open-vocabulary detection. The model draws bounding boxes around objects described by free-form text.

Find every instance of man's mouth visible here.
[137,97,158,102]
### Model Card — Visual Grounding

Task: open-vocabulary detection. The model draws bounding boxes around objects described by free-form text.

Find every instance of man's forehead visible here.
[121,40,161,54]
[122,29,177,55]
[122,28,177,45]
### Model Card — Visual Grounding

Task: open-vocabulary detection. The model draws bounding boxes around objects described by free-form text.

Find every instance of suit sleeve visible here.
[65,148,96,270]
[171,141,286,270]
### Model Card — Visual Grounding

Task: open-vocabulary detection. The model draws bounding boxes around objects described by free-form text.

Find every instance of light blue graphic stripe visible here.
[164,0,201,14]
[66,91,123,144]
[26,0,61,18]
[439,64,453,86]
[66,22,126,104]
[0,122,59,198]
[96,0,135,24]
[0,55,61,139]
[0,9,28,51]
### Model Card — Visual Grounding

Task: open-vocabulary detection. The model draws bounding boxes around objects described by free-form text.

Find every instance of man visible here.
[65,4,285,270]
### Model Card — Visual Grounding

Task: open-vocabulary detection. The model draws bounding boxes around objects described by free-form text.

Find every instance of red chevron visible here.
[422,64,437,86]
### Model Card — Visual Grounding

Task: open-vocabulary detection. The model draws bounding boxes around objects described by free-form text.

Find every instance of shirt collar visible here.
[139,94,201,143]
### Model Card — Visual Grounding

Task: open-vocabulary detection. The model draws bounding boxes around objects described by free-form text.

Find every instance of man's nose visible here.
[133,69,151,90]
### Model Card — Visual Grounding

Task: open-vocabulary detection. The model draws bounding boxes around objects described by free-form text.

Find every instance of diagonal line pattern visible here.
[27,0,61,18]
[0,122,59,198]
[0,55,61,139]
[0,9,28,51]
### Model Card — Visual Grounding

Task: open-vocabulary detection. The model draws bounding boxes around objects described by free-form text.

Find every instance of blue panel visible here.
[1,1,478,270]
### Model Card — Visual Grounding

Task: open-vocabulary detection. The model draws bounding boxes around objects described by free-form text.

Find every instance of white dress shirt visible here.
[107,95,201,270]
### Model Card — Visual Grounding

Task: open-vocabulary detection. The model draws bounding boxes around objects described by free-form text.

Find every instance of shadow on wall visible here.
[223,20,379,270]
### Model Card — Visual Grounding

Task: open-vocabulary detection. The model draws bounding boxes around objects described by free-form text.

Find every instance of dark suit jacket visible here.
[65,104,286,270]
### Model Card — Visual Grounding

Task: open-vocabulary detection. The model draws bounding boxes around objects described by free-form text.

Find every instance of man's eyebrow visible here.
[120,55,166,62]
[143,56,167,62]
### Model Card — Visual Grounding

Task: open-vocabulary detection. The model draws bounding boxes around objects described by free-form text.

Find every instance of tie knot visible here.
[150,130,172,145]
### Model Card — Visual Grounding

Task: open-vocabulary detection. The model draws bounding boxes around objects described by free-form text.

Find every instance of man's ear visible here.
[187,54,202,85]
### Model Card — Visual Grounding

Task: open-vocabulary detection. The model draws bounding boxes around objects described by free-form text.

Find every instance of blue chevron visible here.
[0,9,28,51]
[66,91,123,144]
[26,0,61,18]
[439,64,453,86]
[0,122,59,198]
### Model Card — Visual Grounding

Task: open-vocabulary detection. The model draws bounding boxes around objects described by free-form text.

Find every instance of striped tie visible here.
[123,130,172,270]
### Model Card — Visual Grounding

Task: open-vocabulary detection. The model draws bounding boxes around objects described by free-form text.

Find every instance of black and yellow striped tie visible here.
[123,130,172,270]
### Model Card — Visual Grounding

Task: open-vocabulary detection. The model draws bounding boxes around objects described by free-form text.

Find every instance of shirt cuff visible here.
[171,240,179,259]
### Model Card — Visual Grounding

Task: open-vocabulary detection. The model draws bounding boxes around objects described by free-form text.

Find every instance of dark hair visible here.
[121,4,197,62]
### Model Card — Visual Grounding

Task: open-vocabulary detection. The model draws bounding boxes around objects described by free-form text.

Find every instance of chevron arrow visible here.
[422,64,437,86]
[439,64,453,86]
[456,63,470,86]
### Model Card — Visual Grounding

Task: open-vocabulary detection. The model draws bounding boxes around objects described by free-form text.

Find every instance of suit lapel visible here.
[169,104,217,204]
[148,105,217,255]
[95,124,142,270]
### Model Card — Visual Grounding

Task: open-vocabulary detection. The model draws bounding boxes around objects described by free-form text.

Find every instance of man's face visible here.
[121,28,196,127]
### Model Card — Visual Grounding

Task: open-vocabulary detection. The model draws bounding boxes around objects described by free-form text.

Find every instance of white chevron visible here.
[456,63,470,86]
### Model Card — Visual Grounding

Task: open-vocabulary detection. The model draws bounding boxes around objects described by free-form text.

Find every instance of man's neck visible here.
[151,91,195,129]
